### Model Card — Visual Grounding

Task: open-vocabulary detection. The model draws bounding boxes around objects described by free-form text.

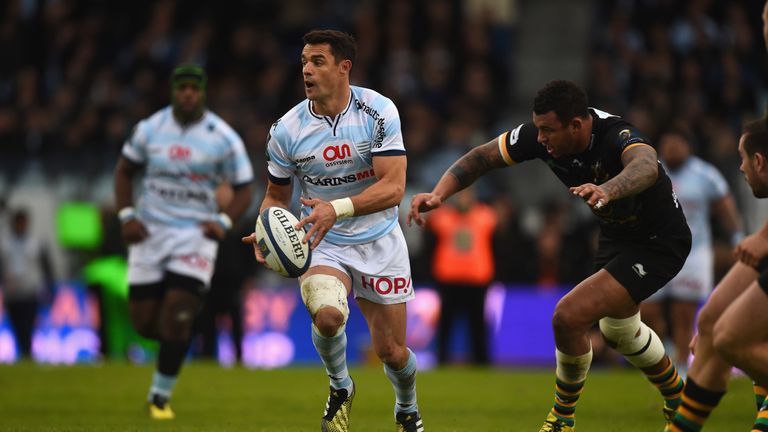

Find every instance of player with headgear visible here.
[114,63,254,419]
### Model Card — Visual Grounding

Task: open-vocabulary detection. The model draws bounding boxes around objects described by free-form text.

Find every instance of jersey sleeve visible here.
[497,122,541,165]
[609,123,651,155]
[121,120,149,164]
[702,162,730,200]
[371,100,405,156]
[222,131,254,187]
[265,121,296,185]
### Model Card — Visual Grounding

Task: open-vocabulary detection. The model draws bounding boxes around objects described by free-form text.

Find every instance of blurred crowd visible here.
[2,0,768,362]
[589,0,767,201]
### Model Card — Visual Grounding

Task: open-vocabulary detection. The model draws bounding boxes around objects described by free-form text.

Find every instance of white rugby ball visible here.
[254,207,311,277]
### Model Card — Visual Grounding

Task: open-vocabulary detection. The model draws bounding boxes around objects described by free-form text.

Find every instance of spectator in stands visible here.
[0,208,53,358]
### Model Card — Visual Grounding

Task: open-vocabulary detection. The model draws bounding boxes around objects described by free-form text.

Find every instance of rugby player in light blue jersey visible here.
[114,64,254,420]
[243,30,423,432]
[641,130,743,378]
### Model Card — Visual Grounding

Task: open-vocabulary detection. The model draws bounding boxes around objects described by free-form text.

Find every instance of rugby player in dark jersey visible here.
[408,80,691,432]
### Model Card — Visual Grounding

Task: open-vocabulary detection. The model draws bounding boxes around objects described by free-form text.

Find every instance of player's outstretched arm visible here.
[572,144,658,208]
[408,139,506,226]
[734,220,768,268]
[242,180,293,264]
[297,154,406,249]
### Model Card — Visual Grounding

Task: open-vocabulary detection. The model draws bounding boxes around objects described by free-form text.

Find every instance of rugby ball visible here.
[254,207,311,277]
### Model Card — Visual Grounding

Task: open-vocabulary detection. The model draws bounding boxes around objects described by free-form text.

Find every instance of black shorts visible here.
[594,230,692,304]
[128,271,206,301]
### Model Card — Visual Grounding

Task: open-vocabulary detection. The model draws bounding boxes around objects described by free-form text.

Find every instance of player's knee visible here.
[132,320,158,340]
[314,307,346,337]
[712,320,741,363]
[375,341,406,366]
[696,301,721,336]
[129,310,158,339]
[599,313,665,368]
[552,301,589,335]
[301,274,349,335]
[159,303,197,342]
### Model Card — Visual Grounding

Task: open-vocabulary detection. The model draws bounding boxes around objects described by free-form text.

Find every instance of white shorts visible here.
[127,222,218,288]
[647,246,713,302]
[311,225,414,305]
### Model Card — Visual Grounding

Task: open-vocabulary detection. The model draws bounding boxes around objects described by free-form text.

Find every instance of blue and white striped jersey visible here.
[122,107,254,227]
[266,86,406,245]
[665,156,729,251]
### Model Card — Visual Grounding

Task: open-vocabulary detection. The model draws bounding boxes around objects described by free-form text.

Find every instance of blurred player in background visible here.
[640,130,743,378]
[409,80,691,432]
[242,30,423,432]
[114,64,254,419]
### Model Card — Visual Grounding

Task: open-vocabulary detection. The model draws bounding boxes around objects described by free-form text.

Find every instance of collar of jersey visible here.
[308,91,354,128]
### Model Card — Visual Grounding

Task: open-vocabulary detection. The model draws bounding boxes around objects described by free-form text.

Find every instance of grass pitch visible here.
[0,361,756,431]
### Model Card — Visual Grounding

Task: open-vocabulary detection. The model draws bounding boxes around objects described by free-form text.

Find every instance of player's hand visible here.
[570,183,609,209]
[201,220,226,241]
[407,193,443,227]
[121,219,149,244]
[240,232,271,268]
[296,197,336,250]
[734,231,768,267]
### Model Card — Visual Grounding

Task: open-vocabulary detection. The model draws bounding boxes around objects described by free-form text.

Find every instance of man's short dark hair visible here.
[303,30,356,65]
[742,117,768,157]
[533,80,589,125]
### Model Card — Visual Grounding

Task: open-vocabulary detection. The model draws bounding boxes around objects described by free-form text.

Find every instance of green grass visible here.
[0,361,757,431]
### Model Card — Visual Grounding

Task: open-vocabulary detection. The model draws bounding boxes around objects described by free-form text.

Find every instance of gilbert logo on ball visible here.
[255,207,311,277]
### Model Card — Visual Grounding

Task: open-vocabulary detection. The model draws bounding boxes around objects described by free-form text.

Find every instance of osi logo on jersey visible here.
[169,144,191,161]
[323,143,354,167]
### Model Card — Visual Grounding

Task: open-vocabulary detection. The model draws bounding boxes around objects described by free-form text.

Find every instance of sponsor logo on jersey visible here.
[169,144,191,160]
[632,263,647,278]
[322,143,355,167]
[356,99,386,148]
[296,155,316,164]
[148,183,209,203]
[619,129,631,140]
[361,275,411,295]
[301,168,375,187]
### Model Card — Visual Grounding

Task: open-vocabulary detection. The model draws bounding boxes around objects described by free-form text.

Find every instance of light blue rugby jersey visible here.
[266,86,406,245]
[122,107,254,227]
[665,156,729,250]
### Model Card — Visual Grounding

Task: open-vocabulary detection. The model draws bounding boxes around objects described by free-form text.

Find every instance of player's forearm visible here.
[223,184,253,221]
[438,142,505,200]
[114,164,135,210]
[600,156,658,201]
[260,182,293,212]
[349,176,404,216]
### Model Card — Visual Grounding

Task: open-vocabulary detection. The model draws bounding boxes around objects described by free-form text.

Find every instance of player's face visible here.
[738,134,768,198]
[301,44,345,102]
[173,82,203,114]
[532,111,579,158]
[659,133,690,170]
